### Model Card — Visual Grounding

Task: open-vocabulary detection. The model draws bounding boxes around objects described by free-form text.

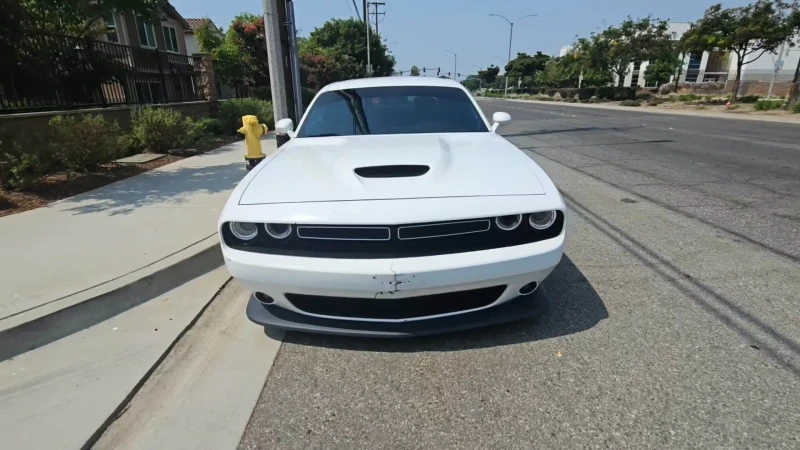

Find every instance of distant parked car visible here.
[218,77,566,337]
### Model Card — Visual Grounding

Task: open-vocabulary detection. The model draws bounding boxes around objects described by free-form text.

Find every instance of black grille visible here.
[398,219,490,240]
[285,285,507,319]
[222,211,564,259]
[297,226,391,241]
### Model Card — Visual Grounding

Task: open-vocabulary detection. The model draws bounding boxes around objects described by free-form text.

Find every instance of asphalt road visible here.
[239,100,800,449]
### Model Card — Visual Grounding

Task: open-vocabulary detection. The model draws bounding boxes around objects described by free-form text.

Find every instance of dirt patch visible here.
[0,135,240,218]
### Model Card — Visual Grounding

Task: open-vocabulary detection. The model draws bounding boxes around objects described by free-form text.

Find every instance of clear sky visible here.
[170,0,751,76]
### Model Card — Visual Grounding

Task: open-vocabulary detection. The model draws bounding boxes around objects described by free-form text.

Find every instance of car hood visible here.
[239,133,546,205]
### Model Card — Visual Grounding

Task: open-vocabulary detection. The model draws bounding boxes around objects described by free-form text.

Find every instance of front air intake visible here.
[354,165,430,178]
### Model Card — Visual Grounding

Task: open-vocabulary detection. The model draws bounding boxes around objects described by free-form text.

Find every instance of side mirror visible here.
[275,118,295,138]
[491,112,511,132]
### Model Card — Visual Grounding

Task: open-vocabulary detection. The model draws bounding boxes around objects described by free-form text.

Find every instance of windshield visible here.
[296,86,488,137]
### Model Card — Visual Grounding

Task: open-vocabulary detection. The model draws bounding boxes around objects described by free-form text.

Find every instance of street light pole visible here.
[445,49,457,81]
[489,13,536,96]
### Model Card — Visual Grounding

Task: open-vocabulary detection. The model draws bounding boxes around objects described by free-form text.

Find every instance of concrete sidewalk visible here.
[0,137,275,332]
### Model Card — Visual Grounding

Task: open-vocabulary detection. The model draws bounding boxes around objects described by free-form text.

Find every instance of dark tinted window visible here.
[296,86,488,137]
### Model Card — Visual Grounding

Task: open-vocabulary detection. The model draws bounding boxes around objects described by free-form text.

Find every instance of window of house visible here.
[163,26,180,53]
[103,14,119,43]
[136,17,157,48]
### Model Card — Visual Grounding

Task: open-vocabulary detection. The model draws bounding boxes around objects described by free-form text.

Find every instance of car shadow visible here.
[278,255,608,352]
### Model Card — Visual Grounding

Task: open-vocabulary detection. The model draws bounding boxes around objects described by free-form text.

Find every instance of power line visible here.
[351,0,361,19]
[368,2,385,35]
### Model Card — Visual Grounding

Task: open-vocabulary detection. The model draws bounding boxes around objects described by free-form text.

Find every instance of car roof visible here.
[319,76,466,93]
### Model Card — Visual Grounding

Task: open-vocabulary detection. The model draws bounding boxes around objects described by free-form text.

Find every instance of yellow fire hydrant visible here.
[238,115,269,170]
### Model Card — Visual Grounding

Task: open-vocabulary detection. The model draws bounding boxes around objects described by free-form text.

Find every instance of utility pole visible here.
[488,13,536,96]
[363,0,371,75]
[286,0,303,120]
[263,0,289,146]
[767,40,787,99]
[445,49,457,81]
[368,2,385,35]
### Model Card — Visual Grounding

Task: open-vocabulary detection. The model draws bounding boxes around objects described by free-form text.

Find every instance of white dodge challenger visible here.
[219,77,565,337]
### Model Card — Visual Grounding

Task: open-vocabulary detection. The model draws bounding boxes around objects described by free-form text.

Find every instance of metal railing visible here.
[0,33,204,114]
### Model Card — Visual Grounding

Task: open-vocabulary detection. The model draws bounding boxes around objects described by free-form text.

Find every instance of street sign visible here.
[775,60,784,70]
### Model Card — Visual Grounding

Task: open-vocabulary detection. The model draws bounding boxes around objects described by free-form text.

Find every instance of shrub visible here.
[595,86,616,100]
[544,89,557,97]
[183,117,218,148]
[738,95,761,103]
[519,94,532,100]
[0,137,55,190]
[647,98,666,106]
[533,95,555,101]
[678,93,700,102]
[577,87,596,100]
[754,100,785,111]
[620,100,641,107]
[792,103,800,114]
[193,117,224,136]
[636,92,653,101]
[130,107,195,152]
[562,97,577,103]
[218,98,275,134]
[48,114,127,173]
[557,88,578,99]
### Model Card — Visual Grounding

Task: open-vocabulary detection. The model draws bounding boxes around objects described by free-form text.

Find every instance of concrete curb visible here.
[81,276,235,450]
[0,237,223,362]
[481,97,800,125]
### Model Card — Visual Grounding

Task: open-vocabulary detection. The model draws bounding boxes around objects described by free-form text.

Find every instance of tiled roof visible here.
[185,18,209,31]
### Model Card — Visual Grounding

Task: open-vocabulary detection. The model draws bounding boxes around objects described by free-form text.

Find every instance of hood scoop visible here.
[354,165,430,178]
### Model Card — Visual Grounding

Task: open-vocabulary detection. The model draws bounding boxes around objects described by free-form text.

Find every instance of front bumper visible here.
[246,288,549,337]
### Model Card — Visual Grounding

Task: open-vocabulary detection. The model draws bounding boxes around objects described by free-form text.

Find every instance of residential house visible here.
[96,3,200,104]
[1,2,206,111]
[184,19,225,55]
[99,3,191,55]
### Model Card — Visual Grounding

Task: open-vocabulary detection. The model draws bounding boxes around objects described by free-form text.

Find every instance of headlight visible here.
[229,222,258,240]
[265,223,292,239]
[495,214,522,231]
[528,210,556,230]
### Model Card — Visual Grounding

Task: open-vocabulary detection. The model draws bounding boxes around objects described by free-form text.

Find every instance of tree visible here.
[302,18,395,78]
[301,51,359,90]
[410,65,421,76]
[505,51,551,79]
[478,65,500,85]
[537,41,613,88]
[645,42,683,87]
[462,75,481,91]
[19,0,168,36]
[682,1,797,102]
[597,16,672,87]
[229,15,270,86]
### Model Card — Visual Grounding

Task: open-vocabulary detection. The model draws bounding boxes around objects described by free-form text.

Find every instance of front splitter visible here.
[246,288,549,338]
